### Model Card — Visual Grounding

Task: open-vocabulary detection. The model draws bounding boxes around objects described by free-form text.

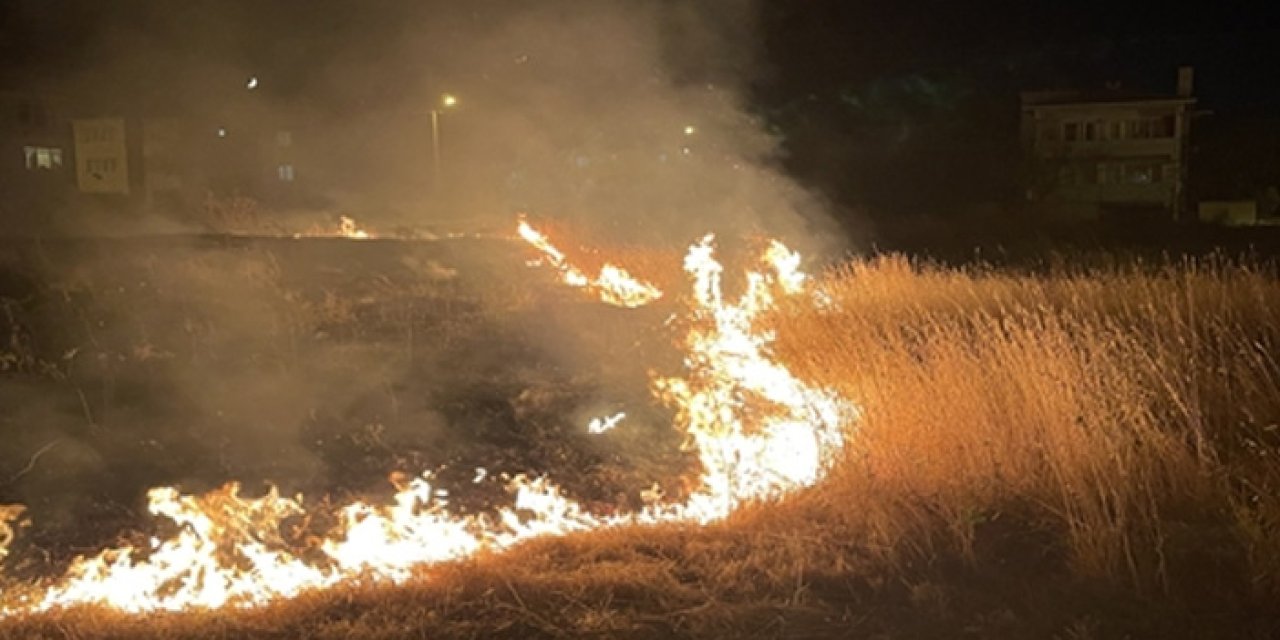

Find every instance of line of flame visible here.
[516,218,662,308]
[0,224,852,615]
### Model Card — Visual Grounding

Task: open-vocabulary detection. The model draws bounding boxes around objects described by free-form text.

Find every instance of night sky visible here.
[6,2,1279,104]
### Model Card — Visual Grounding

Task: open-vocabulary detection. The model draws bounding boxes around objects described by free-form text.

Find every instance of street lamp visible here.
[431,93,458,190]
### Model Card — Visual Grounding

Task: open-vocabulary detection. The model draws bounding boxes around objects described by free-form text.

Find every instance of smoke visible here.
[385,0,842,252]
[17,0,844,254]
[0,0,845,560]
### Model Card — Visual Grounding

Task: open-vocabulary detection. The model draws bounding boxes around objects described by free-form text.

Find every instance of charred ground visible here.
[0,235,689,575]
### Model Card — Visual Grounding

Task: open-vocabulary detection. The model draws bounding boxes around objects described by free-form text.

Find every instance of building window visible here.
[78,125,113,144]
[1108,164,1123,185]
[1127,163,1156,184]
[277,164,295,182]
[85,158,118,175]
[1064,122,1080,141]
[1149,115,1176,138]
[23,146,63,170]
[1108,121,1123,140]
[276,130,293,147]
[1125,118,1174,139]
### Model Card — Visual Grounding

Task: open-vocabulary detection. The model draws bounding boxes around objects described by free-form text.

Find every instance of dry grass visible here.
[777,255,1280,593]
[4,252,1280,638]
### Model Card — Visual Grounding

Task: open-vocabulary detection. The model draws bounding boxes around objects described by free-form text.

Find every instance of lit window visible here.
[277,164,295,182]
[23,145,63,170]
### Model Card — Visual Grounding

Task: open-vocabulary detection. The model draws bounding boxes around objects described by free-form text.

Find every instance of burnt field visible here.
[0,235,689,570]
[1,233,1280,638]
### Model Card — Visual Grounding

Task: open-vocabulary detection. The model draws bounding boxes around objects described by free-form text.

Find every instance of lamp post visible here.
[431,93,458,192]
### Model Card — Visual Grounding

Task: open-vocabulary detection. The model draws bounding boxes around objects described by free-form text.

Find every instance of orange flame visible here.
[0,505,22,564]
[293,215,374,240]
[517,219,663,308]
[0,223,853,616]
[338,216,372,240]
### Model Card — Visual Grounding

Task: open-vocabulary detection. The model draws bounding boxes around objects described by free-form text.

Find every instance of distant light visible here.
[441,93,458,108]
[216,127,227,138]
[683,125,696,136]
[246,76,259,90]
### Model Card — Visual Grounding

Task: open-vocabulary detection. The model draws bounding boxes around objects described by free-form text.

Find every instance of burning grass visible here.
[2,242,1280,637]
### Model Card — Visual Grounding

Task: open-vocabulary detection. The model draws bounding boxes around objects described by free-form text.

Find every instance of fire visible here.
[0,221,853,616]
[587,412,627,434]
[338,215,372,240]
[35,485,331,613]
[516,218,663,308]
[0,505,22,563]
[652,234,850,519]
[293,215,374,240]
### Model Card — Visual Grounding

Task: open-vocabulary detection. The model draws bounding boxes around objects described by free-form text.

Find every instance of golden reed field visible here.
[1,238,1279,639]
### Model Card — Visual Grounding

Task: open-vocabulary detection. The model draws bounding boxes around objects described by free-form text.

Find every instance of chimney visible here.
[1177,66,1194,98]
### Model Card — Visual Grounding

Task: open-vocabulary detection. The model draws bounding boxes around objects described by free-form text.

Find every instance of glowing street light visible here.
[246,76,259,90]
[431,93,460,190]
[683,125,697,136]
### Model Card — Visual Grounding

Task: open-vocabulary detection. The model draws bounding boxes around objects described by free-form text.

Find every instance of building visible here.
[0,90,75,230]
[1021,67,1196,222]
[139,112,313,212]
[0,80,453,235]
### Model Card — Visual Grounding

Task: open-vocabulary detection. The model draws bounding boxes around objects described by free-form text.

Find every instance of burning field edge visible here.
[0,220,859,630]
[1,222,1280,638]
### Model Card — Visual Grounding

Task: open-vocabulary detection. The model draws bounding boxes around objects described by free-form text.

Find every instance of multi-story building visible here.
[1021,67,1196,221]
[0,90,76,229]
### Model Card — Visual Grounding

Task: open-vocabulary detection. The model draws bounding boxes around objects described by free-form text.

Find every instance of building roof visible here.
[1021,89,1194,108]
